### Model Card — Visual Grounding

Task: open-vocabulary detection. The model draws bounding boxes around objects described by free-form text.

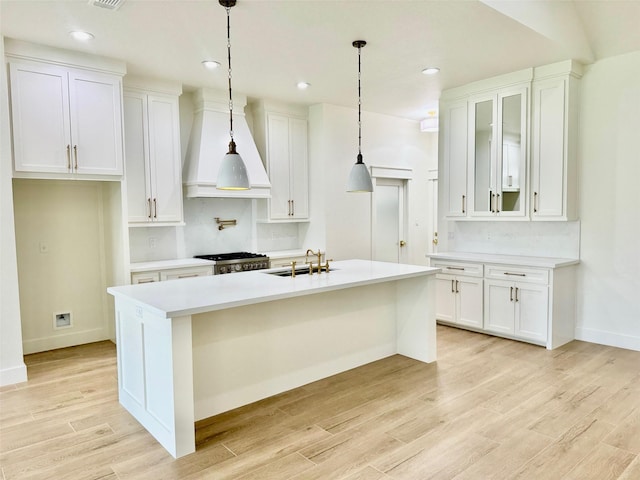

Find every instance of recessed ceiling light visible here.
[201,60,221,70]
[297,82,311,90]
[422,67,440,75]
[69,31,95,41]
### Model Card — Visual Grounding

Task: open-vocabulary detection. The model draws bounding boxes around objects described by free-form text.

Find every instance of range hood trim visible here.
[184,88,271,198]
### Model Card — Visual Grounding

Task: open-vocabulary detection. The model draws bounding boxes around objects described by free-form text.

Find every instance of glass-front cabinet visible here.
[468,86,528,218]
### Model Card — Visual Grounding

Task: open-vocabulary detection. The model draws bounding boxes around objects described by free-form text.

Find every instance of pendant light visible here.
[347,40,374,193]
[217,0,250,190]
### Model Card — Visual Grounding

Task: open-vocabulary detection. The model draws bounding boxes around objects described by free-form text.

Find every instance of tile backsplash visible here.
[447,221,581,258]
[128,198,302,263]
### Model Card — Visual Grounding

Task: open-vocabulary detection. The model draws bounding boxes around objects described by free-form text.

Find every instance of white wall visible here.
[0,35,27,386]
[309,104,437,264]
[575,50,640,350]
[13,180,114,354]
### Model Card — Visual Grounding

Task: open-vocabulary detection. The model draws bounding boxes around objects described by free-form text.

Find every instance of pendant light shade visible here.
[218,140,250,190]
[348,154,374,192]
[217,0,250,191]
[347,40,373,193]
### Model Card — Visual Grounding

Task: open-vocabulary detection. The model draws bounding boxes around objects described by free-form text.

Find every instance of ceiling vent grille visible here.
[88,0,125,10]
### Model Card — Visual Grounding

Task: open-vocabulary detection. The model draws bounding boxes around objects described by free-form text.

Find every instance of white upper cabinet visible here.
[123,80,183,225]
[441,100,468,217]
[9,61,124,178]
[468,86,528,218]
[440,61,582,222]
[530,61,582,221]
[252,100,309,222]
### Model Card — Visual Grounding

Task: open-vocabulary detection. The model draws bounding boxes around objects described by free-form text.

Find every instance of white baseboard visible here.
[575,326,640,352]
[22,327,109,355]
[0,363,28,386]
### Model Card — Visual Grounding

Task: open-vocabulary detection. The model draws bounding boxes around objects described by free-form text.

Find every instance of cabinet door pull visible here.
[455,280,459,293]
[447,266,465,271]
[66,145,71,170]
[138,278,155,284]
[504,272,526,277]
[177,274,199,279]
[496,193,500,213]
[153,198,157,219]
[451,279,455,293]
[489,191,494,213]
[73,145,78,170]
[147,198,152,219]
[534,192,538,213]
[462,195,466,214]
[515,287,519,302]
[510,286,514,302]
[291,199,294,216]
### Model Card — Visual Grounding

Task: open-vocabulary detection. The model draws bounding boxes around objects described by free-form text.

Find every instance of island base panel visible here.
[115,301,195,458]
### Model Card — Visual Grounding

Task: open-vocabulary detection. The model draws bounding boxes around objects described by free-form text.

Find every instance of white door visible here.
[373,178,406,263]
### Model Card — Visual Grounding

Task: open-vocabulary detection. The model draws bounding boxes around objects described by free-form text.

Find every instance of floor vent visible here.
[88,0,125,10]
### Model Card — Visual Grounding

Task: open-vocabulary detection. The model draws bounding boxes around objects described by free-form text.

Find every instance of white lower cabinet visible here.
[431,255,577,349]
[484,279,548,344]
[436,274,483,329]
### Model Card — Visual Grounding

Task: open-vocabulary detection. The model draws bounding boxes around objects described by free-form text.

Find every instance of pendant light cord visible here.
[357,43,362,159]
[226,5,234,143]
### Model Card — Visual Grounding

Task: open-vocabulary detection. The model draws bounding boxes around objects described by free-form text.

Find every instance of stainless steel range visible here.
[194,252,270,275]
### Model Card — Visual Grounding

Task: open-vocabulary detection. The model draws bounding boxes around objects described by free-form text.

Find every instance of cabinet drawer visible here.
[131,272,160,284]
[484,264,549,284]
[160,266,213,281]
[431,261,483,278]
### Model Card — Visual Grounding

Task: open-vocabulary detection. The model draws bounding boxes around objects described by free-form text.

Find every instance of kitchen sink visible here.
[266,266,332,277]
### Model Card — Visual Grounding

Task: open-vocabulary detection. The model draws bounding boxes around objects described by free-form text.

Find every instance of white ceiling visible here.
[1,0,639,121]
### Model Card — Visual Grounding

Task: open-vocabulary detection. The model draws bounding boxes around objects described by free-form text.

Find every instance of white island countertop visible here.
[427,252,579,268]
[108,259,440,319]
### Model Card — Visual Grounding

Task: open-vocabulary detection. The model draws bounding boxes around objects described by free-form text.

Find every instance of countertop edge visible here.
[109,260,440,318]
[426,252,580,269]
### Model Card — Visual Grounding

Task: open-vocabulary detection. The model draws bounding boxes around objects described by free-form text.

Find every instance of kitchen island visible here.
[107,259,439,458]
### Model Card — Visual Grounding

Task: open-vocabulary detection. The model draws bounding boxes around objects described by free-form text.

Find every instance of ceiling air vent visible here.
[88,0,125,10]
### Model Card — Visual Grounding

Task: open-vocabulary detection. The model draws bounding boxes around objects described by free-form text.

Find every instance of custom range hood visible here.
[184,88,271,198]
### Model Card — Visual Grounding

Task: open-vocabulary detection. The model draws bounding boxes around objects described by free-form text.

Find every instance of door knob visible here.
[399,240,406,247]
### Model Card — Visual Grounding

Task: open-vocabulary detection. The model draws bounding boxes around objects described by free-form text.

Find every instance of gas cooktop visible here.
[194,252,270,274]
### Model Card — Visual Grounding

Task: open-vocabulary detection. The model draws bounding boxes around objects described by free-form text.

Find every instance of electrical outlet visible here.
[149,237,157,249]
[53,312,71,329]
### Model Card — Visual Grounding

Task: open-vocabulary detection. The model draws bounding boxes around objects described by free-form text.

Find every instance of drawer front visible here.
[160,266,213,281]
[484,264,549,284]
[131,271,160,284]
[431,261,483,278]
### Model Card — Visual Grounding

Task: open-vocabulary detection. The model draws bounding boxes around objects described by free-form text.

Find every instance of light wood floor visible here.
[1,325,639,480]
